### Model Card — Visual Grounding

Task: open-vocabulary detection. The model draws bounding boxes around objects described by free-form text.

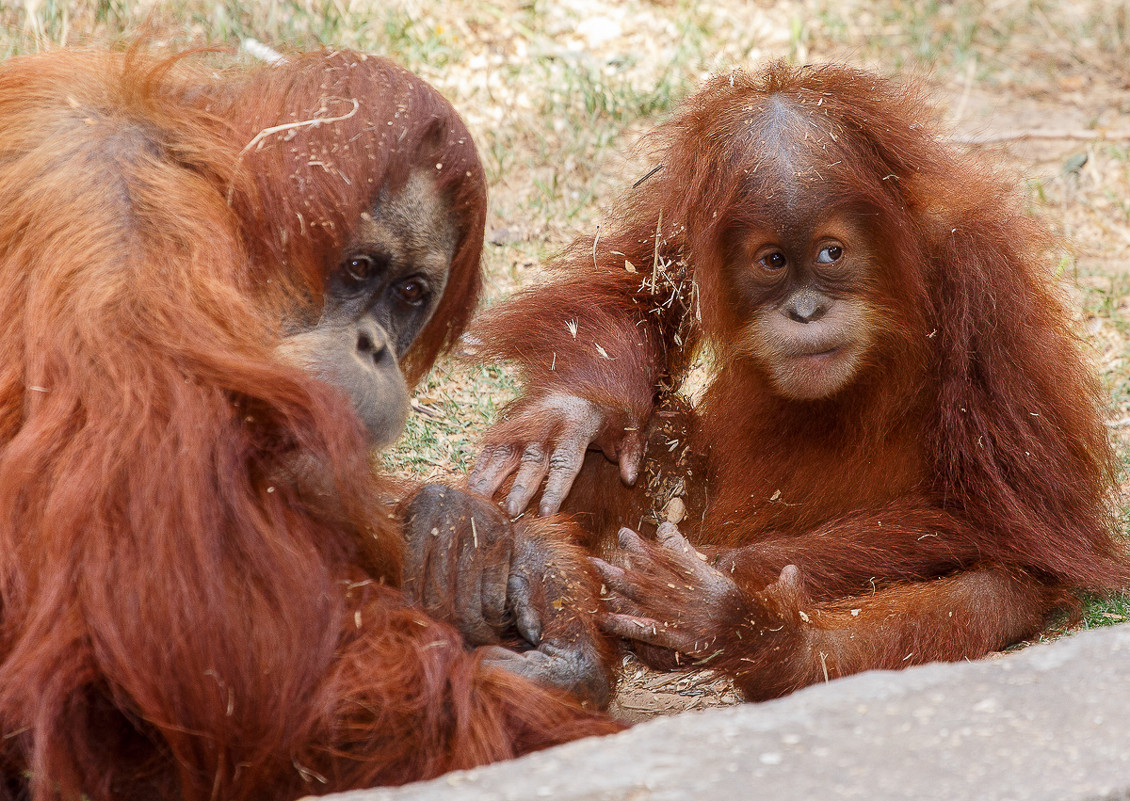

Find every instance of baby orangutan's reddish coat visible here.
[470,62,1130,700]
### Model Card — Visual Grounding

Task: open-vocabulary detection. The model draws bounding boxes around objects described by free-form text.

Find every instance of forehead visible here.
[355,169,457,278]
[722,96,889,233]
[748,97,843,203]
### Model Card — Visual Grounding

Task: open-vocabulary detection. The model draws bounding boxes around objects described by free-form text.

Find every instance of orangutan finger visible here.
[592,557,656,608]
[506,442,549,517]
[468,444,519,498]
[600,612,692,652]
[616,526,649,553]
[538,439,586,516]
[507,572,543,646]
[478,548,511,631]
[617,427,646,487]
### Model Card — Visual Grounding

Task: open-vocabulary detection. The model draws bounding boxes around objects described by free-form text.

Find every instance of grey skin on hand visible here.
[469,393,646,517]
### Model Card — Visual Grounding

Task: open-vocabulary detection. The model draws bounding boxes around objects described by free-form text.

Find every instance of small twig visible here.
[410,398,442,419]
[239,98,360,158]
[633,162,664,188]
[954,129,1130,145]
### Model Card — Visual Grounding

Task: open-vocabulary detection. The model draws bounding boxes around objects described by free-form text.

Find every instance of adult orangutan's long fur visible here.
[0,49,616,801]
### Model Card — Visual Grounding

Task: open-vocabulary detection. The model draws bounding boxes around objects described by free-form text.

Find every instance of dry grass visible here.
[3,0,1129,713]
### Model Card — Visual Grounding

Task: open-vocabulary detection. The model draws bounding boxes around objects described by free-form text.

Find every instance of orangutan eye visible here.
[393,277,430,306]
[345,256,374,281]
[343,253,389,283]
[817,245,844,264]
[760,251,787,271]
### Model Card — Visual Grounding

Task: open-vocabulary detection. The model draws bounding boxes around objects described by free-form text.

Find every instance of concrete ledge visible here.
[323,624,1130,801]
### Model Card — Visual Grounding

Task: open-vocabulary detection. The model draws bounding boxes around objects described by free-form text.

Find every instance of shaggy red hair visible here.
[0,48,617,801]
[472,62,1129,699]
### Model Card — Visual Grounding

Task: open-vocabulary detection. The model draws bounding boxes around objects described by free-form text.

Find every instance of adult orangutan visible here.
[469,62,1130,701]
[212,51,616,707]
[0,48,616,801]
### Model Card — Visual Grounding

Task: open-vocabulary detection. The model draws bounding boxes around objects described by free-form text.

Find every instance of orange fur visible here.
[0,48,617,801]
[473,62,1129,700]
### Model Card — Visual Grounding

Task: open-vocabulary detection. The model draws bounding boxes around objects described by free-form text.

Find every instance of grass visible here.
[381,361,518,479]
[2,0,1129,661]
[1081,591,1130,629]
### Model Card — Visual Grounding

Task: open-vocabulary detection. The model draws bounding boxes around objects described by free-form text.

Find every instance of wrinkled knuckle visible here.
[468,458,491,481]
[547,450,580,473]
[519,443,546,464]
[507,573,530,596]
[476,444,508,466]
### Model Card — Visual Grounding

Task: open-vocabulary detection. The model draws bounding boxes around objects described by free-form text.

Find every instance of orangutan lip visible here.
[796,345,842,360]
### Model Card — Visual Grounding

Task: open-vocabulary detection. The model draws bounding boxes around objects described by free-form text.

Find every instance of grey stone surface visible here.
[321,624,1130,801]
